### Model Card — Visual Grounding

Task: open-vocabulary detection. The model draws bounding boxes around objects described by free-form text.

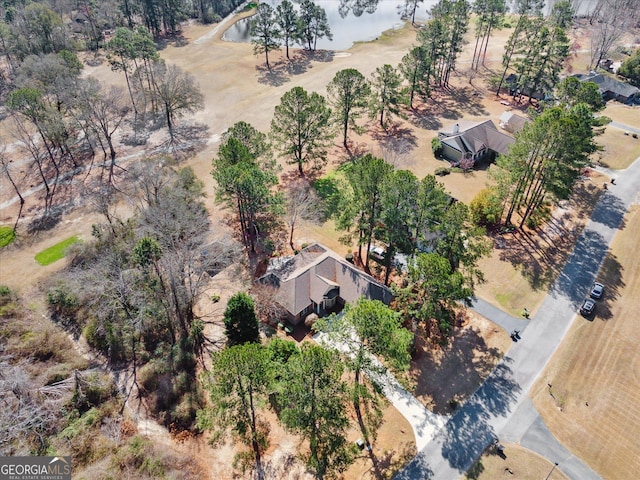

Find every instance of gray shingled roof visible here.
[439,120,514,155]
[259,243,392,317]
[574,73,639,98]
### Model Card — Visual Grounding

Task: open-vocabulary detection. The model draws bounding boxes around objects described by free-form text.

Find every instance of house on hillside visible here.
[574,72,639,104]
[499,111,530,134]
[437,120,514,166]
[258,243,392,324]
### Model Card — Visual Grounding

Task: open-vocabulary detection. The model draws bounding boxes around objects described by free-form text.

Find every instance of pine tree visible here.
[223,292,260,346]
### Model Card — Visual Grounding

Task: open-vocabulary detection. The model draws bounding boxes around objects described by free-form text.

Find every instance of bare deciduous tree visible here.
[76,78,131,185]
[284,178,322,251]
[0,360,61,455]
[250,283,287,325]
[588,0,639,70]
[0,146,25,233]
[149,63,205,143]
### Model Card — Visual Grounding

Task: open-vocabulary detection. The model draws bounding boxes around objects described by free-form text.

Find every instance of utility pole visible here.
[545,462,559,480]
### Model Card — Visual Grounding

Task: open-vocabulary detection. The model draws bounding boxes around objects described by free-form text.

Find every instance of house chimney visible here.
[453,123,459,134]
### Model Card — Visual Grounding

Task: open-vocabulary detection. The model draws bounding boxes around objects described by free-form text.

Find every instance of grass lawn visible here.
[594,126,640,170]
[0,226,15,248]
[602,102,640,128]
[531,205,640,480]
[465,443,568,480]
[34,236,80,266]
[475,170,607,316]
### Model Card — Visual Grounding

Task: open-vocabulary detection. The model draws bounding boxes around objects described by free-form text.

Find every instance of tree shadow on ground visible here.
[589,191,627,230]
[256,62,291,87]
[497,178,616,292]
[301,49,334,64]
[366,441,417,480]
[371,122,418,155]
[407,104,444,131]
[407,85,489,131]
[155,31,190,49]
[594,252,625,321]
[256,50,334,86]
[262,450,298,479]
[439,358,520,471]
[497,228,565,292]
[26,206,64,234]
[393,454,436,479]
[159,122,210,160]
[410,321,503,415]
[552,228,613,307]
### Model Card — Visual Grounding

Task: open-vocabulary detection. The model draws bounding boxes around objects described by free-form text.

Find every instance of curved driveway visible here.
[396,156,640,480]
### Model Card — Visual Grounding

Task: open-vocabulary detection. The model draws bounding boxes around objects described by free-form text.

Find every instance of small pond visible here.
[223,0,433,51]
[222,0,603,51]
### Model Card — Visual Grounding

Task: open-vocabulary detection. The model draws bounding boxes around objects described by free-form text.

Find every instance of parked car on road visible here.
[590,282,605,299]
[580,298,596,317]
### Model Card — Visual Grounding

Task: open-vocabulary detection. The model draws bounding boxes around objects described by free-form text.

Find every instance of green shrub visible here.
[0,285,19,317]
[469,188,502,226]
[47,285,79,318]
[434,167,451,176]
[0,226,15,248]
[18,325,76,363]
[73,372,117,413]
[44,363,73,385]
[83,318,109,353]
[267,337,298,365]
[431,137,443,157]
[169,393,201,431]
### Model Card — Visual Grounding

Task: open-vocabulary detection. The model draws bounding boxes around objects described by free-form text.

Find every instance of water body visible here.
[222,0,601,51]
[222,0,433,51]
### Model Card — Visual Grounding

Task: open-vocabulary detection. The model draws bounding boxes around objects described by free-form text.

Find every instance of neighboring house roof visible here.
[499,111,530,134]
[259,243,392,317]
[439,120,514,156]
[574,73,639,99]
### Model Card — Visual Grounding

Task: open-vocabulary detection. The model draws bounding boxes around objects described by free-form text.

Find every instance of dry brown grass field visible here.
[530,205,640,480]
[594,126,640,170]
[465,443,569,480]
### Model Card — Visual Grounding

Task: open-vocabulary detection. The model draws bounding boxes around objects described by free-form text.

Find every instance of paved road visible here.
[396,157,640,480]
[470,297,530,334]
[609,121,640,135]
[501,399,600,480]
